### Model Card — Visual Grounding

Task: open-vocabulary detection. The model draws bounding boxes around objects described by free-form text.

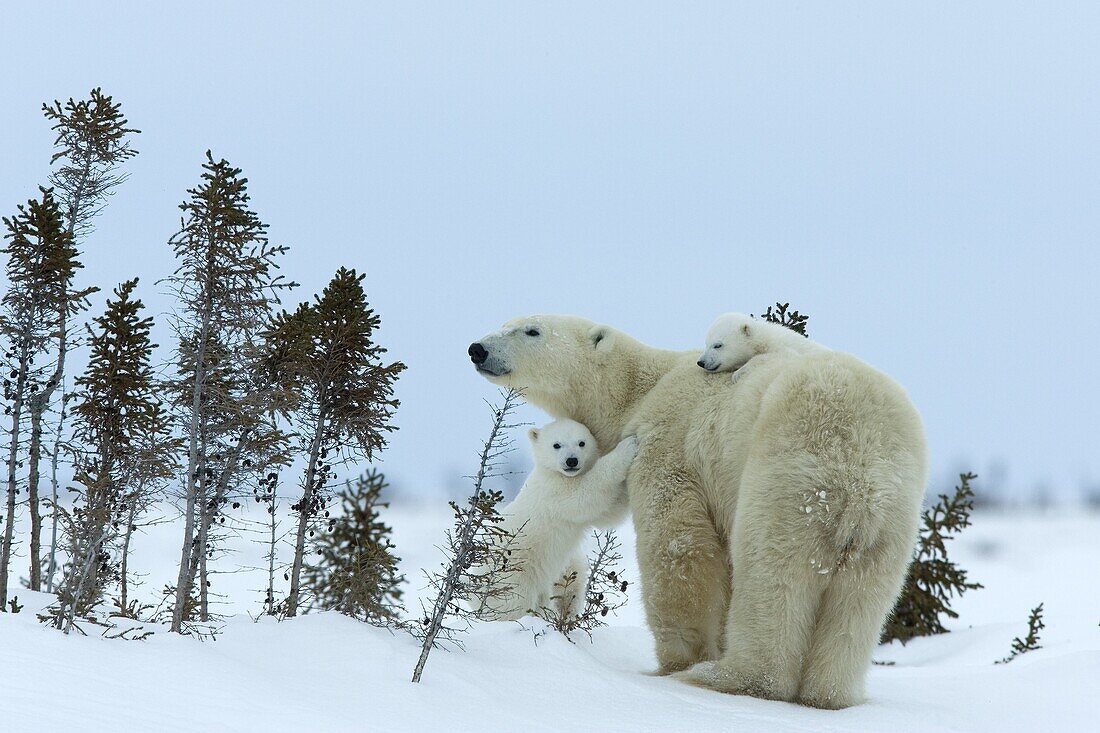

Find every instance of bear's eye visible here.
[578,441,585,447]
[713,343,723,349]
[525,328,540,337]
[553,443,561,450]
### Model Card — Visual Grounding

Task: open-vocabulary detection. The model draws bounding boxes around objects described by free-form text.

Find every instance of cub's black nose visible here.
[468,342,488,365]
[697,360,706,368]
[566,456,579,468]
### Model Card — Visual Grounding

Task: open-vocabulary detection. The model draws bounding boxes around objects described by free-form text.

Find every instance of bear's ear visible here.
[587,325,615,352]
[527,427,539,443]
[740,323,752,338]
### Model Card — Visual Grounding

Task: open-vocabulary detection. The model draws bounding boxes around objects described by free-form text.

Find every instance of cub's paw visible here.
[615,434,639,459]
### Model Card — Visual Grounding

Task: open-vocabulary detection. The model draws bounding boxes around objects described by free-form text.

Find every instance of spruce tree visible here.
[0,189,78,609]
[303,469,403,623]
[883,472,983,643]
[46,280,171,632]
[33,88,136,592]
[265,268,405,616]
[756,302,810,336]
[165,152,294,633]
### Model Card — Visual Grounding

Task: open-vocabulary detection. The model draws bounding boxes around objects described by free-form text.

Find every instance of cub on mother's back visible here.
[698,312,827,377]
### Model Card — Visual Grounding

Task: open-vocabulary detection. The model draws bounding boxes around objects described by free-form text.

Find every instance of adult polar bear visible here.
[468,315,926,709]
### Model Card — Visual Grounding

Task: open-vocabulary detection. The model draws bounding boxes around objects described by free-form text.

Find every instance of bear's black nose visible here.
[468,342,488,365]
[566,456,579,468]
[697,360,706,368]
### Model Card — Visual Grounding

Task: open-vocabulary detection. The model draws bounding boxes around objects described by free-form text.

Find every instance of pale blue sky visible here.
[3,2,1098,502]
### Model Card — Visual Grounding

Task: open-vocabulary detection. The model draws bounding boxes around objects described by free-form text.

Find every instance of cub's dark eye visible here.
[578,441,585,447]
[713,343,723,349]
[525,329,540,337]
[553,443,561,450]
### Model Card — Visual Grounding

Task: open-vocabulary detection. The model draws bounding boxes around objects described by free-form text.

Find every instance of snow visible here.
[3,507,1098,732]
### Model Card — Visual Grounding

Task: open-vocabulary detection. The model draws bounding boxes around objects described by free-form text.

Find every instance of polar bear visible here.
[467,316,925,709]
[480,418,638,621]
[698,312,826,377]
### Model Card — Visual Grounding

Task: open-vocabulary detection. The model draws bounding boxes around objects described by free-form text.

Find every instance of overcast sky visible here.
[3,2,1098,503]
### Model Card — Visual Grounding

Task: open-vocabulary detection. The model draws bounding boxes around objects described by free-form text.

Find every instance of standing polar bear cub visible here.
[480,419,637,621]
[698,312,826,376]
[469,315,925,709]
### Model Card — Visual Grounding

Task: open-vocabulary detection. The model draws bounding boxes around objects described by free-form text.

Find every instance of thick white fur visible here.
[484,419,637,621]
[470,315,926,708]
[699,312,826,376]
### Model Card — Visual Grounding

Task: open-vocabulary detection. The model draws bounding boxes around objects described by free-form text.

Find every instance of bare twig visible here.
[411,389,525,683]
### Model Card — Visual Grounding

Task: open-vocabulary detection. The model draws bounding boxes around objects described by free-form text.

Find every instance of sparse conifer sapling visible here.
[996,603,1045,664]
[755,302,810,337]
[883,472,983,644]
[117,417,178,612]
[411,389,526,683]
[303,469,404,624]
[248,463,286,616]
[45,280,172,633]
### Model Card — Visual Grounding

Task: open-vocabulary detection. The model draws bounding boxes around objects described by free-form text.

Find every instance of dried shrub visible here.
[411,389,525,683]
[539,530,629,642]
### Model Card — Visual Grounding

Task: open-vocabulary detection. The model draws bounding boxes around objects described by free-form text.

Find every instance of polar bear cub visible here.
[484,419,637,621]
[698,312,826,376]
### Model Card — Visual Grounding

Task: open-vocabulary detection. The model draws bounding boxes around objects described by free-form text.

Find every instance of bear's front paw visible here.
[671,661,718,685]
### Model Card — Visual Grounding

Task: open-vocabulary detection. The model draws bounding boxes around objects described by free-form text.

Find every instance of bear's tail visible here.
[829,453,914,565]
[831,478,887,564]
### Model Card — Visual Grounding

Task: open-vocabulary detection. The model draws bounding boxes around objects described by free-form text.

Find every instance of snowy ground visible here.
[3,505,1098,732]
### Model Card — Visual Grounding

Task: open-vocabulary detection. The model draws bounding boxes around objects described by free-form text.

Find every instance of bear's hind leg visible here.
[551,552,588,618]
[676,517,827,701]
[634,487,729,675]
[675,454,830,702]
[797,531,913,709]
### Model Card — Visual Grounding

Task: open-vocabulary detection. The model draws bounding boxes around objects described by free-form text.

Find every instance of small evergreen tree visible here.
[303,469,403,624]
[32,88,136,592]
[265,268,405,617]
[164,152,294,633]
[756,302,809,336]
[996,603,1045,664]
[883,472,983,644]
[412,389,525,683]
[46,280,171,632]
[1,189,79,610]
[116,424,176,613]
[253,466,285,615]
